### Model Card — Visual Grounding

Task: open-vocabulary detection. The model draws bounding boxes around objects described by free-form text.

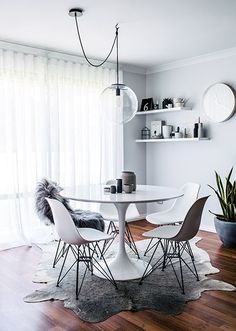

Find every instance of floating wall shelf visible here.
[135,107,192,115]
[136,138,210,143]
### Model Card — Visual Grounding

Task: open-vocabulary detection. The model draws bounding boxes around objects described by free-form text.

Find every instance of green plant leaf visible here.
[233,181,236,205]
[209,210,229,220]
[215,171,224,199]
[226,167,233,184]
[226,167,234,203]
[209,168,236,221]
[208,184,227,216]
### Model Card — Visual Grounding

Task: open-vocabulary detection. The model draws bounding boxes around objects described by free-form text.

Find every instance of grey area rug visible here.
[24,238,235,323]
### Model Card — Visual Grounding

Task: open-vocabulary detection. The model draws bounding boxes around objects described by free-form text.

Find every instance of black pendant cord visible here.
[116,26,119,85]
[74,13,119,68]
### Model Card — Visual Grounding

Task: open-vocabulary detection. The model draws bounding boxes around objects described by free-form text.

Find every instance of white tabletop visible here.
[62,184,183,204]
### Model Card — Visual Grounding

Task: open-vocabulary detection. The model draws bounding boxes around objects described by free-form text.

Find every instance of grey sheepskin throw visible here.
[35,178,105,231]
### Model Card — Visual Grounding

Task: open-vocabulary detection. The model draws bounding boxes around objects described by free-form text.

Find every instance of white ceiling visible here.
[1,0,236,69]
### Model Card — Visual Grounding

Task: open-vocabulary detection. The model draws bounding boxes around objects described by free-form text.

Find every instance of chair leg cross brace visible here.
[139,239,164,284]
[140,239,200,294]
[124,223,140,258]
[101,221,140,258]
[56,242,117,300]
[163,240,200,294]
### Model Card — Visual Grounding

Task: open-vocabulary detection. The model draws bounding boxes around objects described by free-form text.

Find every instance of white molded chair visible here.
[99,180,143,257]
[46,198,117,299]
[144,182,200,256]
[147,183,200,225]
[140,196,209,294]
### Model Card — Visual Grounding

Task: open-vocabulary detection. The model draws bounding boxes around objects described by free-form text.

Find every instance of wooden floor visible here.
[0,220,236,331]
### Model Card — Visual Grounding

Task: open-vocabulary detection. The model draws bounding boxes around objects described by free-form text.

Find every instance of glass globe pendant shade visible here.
[100,83,138,124]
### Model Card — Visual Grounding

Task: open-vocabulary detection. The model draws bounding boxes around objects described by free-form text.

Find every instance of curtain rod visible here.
[0,39,117,69]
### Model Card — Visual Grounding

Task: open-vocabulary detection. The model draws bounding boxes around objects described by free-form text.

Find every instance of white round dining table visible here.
[62,184,183,281]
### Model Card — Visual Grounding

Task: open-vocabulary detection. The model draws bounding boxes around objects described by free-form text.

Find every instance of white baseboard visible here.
[126,214,147,223]
[199,224,216,233]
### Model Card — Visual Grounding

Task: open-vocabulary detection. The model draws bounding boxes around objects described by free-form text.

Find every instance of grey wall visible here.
[123,71,146,185]
[123,71,147,216]
[146,55,236,232]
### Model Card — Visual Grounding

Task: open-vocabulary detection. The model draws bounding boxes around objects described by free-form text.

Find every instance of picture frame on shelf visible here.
[140,98,154,112]
[151,120,163,138]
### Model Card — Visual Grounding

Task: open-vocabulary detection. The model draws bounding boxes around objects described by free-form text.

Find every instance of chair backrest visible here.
[106,179,116,185]
[99,202,140,220]
[168,182,200,216]
[35,178,73,224]
[45,198,86,245]
[173,196,209,241]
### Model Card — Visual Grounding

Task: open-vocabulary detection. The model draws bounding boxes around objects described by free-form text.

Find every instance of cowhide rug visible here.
[24,238,235,323]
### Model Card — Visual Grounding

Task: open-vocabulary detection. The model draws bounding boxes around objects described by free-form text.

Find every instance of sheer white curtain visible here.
[0,47,123,250]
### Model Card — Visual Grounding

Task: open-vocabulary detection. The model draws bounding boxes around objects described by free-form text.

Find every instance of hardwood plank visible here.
[0,221,235,331]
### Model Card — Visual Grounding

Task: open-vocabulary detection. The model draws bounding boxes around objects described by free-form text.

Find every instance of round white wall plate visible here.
[203,83,236,122]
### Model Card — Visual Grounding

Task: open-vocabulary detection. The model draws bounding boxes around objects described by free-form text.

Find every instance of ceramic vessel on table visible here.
[121,171,136,191]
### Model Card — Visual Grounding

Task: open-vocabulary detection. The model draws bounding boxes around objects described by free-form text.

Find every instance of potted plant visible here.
[209,167,236,247]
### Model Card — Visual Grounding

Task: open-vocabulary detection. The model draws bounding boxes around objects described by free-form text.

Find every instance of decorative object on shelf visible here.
[69,8,138,124]
[162,125,173,139]
[104,186,111,193]
[174,126,183,138]
[151,120,163,139]
[183,128,187,138]
[173,98,186,108]
[208,168,236,247]
[116,178,123,193]
[141,126,151,140]
[193,122,198,138]
[140,98,154,112]
[198,117,204,138]
[203,83,236,123]
[162,98,173,109]
[153,99,159,110]
[110,185,116,194]
[121,171,136,191]
[193,118,204,138]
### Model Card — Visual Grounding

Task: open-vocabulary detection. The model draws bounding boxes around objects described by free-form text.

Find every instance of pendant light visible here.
[69,8,138,124]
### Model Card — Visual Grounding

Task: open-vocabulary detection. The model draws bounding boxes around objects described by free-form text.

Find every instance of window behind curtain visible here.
[0,48,123,250]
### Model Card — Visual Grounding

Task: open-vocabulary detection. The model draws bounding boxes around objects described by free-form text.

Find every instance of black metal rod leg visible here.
[76,246,79,300]
[57,246,69,286]
[162,239,169,271]
[144,238,154,256]
[125,223,140,258]
[186,241,199,281]
[178,242,185,294]
[53,239,61,268]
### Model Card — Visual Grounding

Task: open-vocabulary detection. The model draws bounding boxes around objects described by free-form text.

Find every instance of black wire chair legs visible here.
[162,240,199,294]
[55,241,117,300]
[125,223,140,258]
[101,221,139,258]
[140,239,199,294]
[139,239,164,284]
[52,239,67,268]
